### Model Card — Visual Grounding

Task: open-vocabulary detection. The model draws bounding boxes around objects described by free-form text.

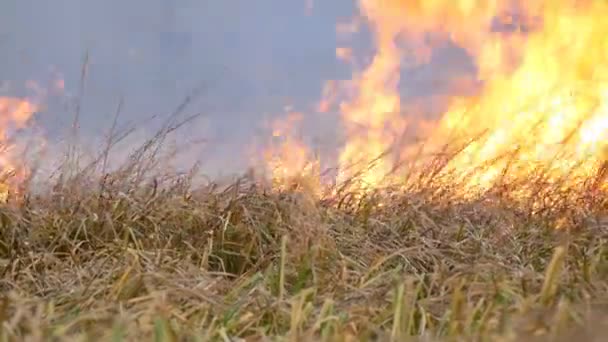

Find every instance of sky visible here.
[0,0,475,177]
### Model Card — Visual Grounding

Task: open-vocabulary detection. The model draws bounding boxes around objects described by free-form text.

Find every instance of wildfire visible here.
[259,0,608,202]
[0,96,39,202]
[263,110,321,195]
[332,0,607,196]
[419,1,608,195]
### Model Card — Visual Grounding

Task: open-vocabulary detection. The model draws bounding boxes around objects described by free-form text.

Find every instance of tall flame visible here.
[333,0,608,195]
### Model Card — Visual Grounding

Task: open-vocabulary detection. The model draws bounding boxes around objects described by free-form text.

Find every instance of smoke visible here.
[1,0,478,179]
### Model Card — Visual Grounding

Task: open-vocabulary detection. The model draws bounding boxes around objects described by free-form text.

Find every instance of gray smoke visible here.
[1,0,475,180]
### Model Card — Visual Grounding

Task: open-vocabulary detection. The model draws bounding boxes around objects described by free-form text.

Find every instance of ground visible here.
[0,170,606,342]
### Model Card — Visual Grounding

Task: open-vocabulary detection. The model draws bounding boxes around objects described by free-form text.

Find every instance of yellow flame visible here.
[334,0,608,195]
[263,1,608,201]
[0,96,39,201]
[263,111,320,195]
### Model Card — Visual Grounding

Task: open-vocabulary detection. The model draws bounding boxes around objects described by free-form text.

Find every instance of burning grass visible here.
[0,141,607,341]
[0,75,607,342]
[1,2,607,338]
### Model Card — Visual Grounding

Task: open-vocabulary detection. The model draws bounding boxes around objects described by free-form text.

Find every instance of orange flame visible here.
[0,96,39,200]
[332,0,608,195]
[263,110,320,194]
[261,0,608,201]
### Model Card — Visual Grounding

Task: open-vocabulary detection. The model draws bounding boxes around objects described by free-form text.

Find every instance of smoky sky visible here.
[1,0,476,177]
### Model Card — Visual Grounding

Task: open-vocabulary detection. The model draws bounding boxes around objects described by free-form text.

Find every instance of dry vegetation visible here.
[3,2,608,340]
[0,137,607,342]
[0,94,606,341]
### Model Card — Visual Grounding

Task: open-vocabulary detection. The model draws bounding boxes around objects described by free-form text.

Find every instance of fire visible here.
[0,96,39,201]
[321,0,510,189]
[263,111,320,195]
[260,0,608,201]
[330,0,608,196]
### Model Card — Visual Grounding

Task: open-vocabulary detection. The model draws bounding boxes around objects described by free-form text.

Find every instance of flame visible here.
[263,111,320,195]
[0,96,39,201]
[329,0,608,196]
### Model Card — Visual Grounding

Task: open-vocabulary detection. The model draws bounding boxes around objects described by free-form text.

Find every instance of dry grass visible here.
[0,88,607,341]
[0,161,606,341]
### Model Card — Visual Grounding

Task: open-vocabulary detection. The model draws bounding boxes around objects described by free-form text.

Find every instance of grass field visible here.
[0,87,605,341]
[4,1,608,340]
[1,141,607,341]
